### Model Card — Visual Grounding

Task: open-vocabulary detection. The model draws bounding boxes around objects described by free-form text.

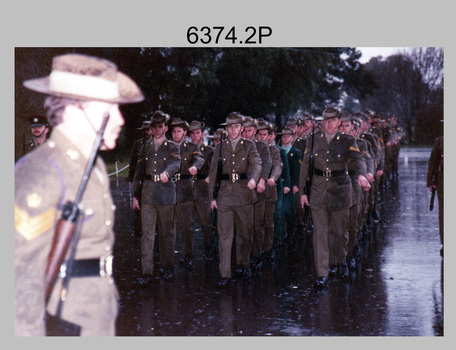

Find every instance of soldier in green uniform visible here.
[208,113,262,286]
[22,114,50,157]
[268,124,291,247]
[170,118,204,269]
[15,53,144,335]
[132,111,181,283]
[299,106,370,288]
[427,134,444,256]
[279,127,302,241]
[189,120,216,260]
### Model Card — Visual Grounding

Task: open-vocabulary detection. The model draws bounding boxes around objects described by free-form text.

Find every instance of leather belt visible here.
[145,174,161,182]
[220,173,249,182]
[58,256,113,278]
[173,173,194,181]
[314,168,348,178]
[195,174,208,180]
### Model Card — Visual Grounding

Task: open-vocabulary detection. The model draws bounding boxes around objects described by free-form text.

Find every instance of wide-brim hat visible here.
[188,120,205,131]
[28,114,49,127]
[256,118,271,131]
[171,117,189,130]
[137,120,152,130]
[208,128,227,140]
[322,106,341,119]
[151,110,170,125]
[221,112,245,126]
[23,53,144,104]
[277,127,295,136]
[242,116,257,128]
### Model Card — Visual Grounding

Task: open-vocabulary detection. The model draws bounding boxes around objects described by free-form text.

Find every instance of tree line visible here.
[15,47,443,162]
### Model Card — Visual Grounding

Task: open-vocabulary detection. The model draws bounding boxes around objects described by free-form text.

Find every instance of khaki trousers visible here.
[141,204,176,274]
[311,206,349,277]
[217,204,254,278]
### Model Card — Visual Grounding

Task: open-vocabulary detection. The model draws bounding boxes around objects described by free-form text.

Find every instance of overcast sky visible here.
[357,47,411,63]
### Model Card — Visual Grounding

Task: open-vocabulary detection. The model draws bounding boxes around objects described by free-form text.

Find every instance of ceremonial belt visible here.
[173,173,193,181]
[58,255,113,278]
[145,174,161,182]
[195,174,208,180]
[220,173,249,182]
[314,168,348,178]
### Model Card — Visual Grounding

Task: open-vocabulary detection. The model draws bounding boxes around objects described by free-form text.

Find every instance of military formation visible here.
[15,52,408,337]
[129,106,405,289]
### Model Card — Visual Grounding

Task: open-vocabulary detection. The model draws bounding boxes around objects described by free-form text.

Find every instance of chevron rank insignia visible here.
[15,205,55,241]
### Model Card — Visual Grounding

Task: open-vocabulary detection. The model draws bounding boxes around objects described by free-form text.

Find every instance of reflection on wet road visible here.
[110,148,443,336]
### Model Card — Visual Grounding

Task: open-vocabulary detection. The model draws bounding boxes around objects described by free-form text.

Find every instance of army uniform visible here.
[132,133,181,277]
[427,136,444,252]
[174,135,204,265]
[128,121,152,235]
[21,115,50,158]
[208,115,262,280]
[279,129,302,239]
[15,130,119,335]
[299,108,367,283]
[263,141,283,255]
[15,53,144,336]
[193,141,215,259]
[273,142,291,245]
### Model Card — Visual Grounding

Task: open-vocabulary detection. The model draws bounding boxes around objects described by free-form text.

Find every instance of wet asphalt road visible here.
[109,147,443,336]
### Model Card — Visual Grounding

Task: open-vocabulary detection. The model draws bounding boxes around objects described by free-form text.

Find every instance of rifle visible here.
[429,187,436,211]
[44,113,110,304]
[213,133,225,199]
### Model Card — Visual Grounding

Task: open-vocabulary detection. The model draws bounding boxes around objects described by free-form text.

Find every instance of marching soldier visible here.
[128,119,152,235]
[208,112,262,286]
[132,111,181,283]
[22,114,50,157]
[268,124,291,247]
[189,120,216,260]
[339,114,374,270]
[256,119,283,260]
[299,106,370,288]
[170,118,204,269]
[241,116,272,270]
[15,53,144,335]
[278,127,302,240]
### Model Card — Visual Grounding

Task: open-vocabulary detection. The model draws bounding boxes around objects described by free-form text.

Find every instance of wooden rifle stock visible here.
[44,203,79,303]
[44,113,109,304]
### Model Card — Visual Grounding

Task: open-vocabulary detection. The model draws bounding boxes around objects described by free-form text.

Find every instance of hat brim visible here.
[23,72,144,104]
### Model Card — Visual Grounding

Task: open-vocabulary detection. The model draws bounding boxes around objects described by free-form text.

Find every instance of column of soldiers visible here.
[129,107,404,289]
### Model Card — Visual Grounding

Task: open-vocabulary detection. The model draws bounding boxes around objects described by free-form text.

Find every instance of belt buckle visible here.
[324,170,331,178]
[100,255,113,277]
[153,174,160,182]
[174,173,181,181]
[230,173,239,182]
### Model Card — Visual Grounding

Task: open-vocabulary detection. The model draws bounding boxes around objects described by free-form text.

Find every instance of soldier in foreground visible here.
[15,53,144,335]
[299,106,370,288]
[208,113,262,286]
[132,111,181,283]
